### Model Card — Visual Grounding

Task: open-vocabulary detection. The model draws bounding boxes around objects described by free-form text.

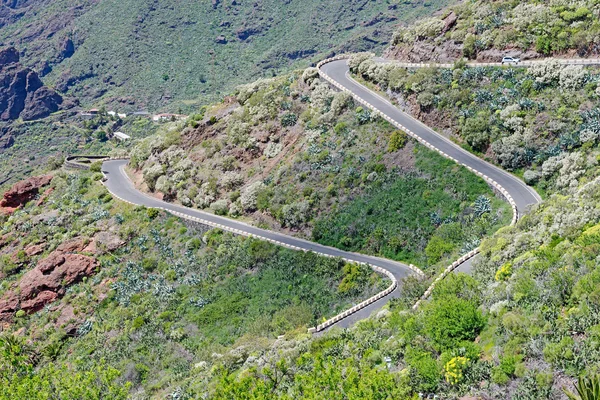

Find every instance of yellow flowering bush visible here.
[444,356,469,385]
[495,262,513,281]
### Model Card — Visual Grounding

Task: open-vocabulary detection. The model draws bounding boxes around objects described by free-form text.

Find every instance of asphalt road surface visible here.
[101,59,542,330]
[320,59,542,215]
[102,159,413,328]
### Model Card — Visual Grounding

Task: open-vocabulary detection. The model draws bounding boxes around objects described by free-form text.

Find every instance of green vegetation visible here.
[0,0,452,110]
[211,273,489,398]
[5,0,600,397]
[391,0,600,59]
[0,169,381,397]
[350,54,600,196]
[564,376,600,400]
[132,67,507,270]
[313,147,508,267]
[0,113,158,190]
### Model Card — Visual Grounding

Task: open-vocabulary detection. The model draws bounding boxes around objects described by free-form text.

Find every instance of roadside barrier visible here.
[317,55,523,312]
[70,155,420,333]
[64,155,130,170]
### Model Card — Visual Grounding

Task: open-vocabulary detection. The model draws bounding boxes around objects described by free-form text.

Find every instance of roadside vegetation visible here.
[390,0,600,61]
[131,68,508,270]
[0,170,381,398]
[349,53,600,197]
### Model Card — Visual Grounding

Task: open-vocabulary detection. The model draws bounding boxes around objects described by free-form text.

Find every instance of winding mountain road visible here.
[100,56,544,331]
[320,59,542,213]
[102,159,414,329]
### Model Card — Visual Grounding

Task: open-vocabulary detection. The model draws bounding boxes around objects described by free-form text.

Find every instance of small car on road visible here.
[501,56,520,65]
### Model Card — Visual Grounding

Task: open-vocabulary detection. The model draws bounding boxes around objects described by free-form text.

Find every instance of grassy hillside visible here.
[0,168,382,398]
[131,68,508,269]
[387,0,600,62]
[0,0,453,110]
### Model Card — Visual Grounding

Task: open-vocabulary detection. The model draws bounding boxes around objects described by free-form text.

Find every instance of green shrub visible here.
[425,236,454,264]
[422,296,486,350]
[281,112,298,127]
[90,161,102,173]
[146,208,159,219]
[388,130,408,152]
[132,316,146,330]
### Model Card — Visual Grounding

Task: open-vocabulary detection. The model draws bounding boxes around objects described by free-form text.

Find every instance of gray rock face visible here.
[385,40,463,63]
[0,46,63,121]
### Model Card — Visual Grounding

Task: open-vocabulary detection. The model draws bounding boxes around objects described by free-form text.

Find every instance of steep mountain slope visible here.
[386,0,600,63]
[0,0,453,110]
[130,70,508,269]
[0,169,384,397]
[0,46,64,121]
[3,0,600,399]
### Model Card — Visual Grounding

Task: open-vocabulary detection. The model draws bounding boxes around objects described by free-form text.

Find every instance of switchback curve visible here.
[100,159,421,332]
[317,55,543,308]
[91,55,549,332]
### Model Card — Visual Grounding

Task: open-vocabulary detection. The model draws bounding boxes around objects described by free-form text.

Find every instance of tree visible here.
[463,34,477,59]
[461,112,490,152]
[422,296,486,350]
[95,130,108,142]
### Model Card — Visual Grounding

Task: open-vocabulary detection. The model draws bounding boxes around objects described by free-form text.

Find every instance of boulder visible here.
[92,231,125,253]
[56,237,86,253]
[0,244,99,321]
[19,252,98,304]
[0,47,19,66]
[442,11,458,34]
[0,174,53,214]
[20,290,58,312]
[0,291,19,321]
[24,243,45,256]
[35,188,54,207]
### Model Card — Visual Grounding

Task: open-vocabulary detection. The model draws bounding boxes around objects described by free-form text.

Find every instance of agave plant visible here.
[563,376,600,400]
[474,195,492,217]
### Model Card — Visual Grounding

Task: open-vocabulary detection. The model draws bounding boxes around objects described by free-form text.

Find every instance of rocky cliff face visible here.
[0,46,63,121]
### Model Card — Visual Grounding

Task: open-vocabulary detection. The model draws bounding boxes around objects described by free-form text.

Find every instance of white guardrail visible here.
[71,155,423,333]
[372,57,600,69]
[66,56,588,333]
[64,155,130,170]
[316,55,521,313]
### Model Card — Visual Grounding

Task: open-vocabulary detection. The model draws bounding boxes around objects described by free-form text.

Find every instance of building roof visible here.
[113,131,131,140]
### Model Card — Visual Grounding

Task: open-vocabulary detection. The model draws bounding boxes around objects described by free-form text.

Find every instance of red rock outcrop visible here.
[24,243,45,256]
[0,174,52,214]
[56,237,86,253]
[35,187,54,206]
[0,243,99,321]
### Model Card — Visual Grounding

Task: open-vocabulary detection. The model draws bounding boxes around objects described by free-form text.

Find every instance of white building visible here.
[113,131,131,141]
